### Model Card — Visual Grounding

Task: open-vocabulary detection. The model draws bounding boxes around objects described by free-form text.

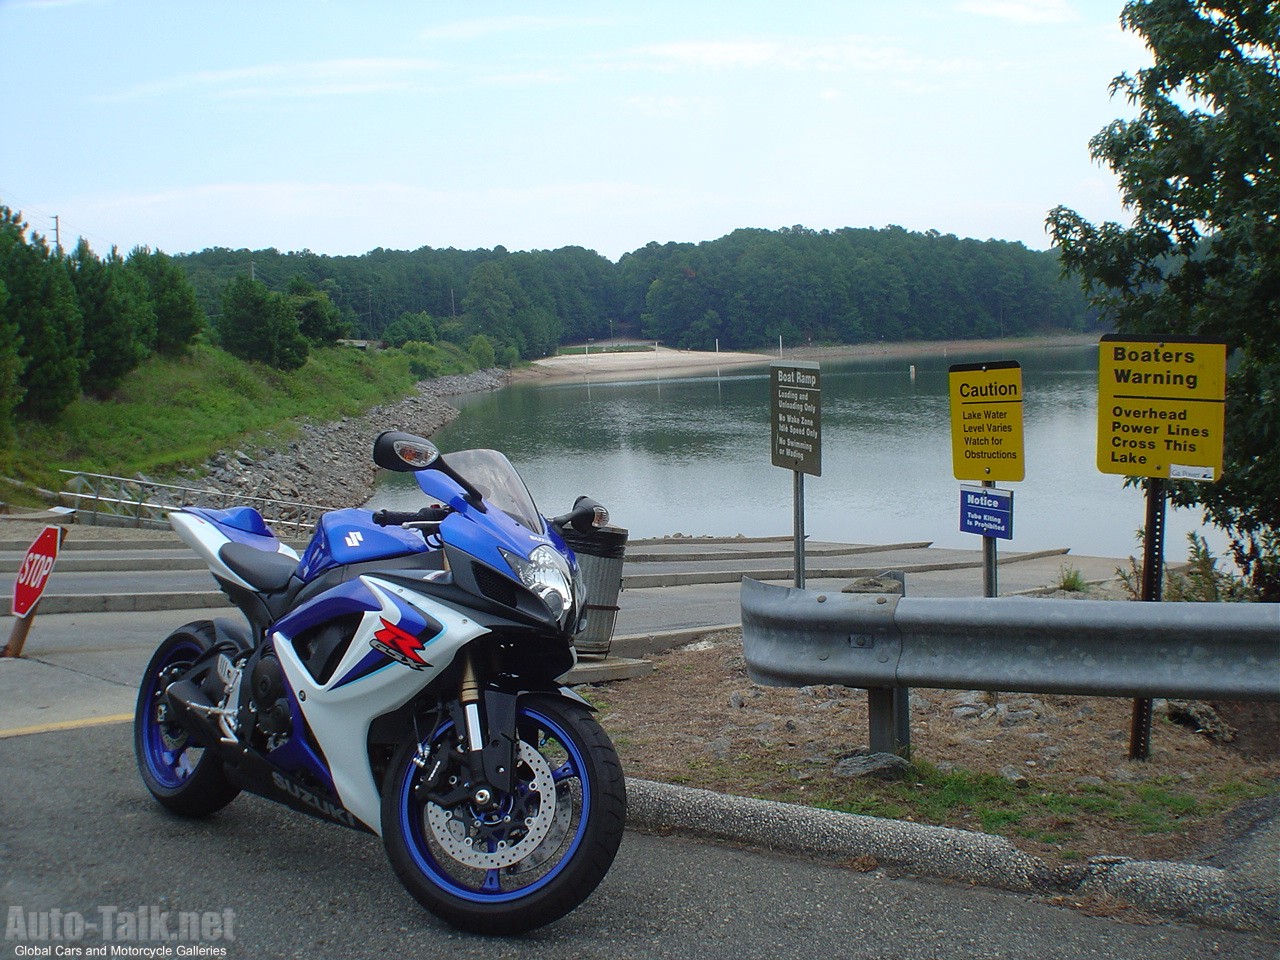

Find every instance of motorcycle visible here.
[133,431,626,935]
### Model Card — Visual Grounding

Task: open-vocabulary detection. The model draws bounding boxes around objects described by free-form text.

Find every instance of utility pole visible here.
[53,215,61,255]
[250,260,255,282]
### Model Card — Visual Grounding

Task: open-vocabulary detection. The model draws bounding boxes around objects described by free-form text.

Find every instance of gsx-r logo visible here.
[370,618,431,670]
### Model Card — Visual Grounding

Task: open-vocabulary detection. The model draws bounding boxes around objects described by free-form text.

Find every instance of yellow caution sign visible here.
[949,361,1024,482]
[1097,335,1226,480]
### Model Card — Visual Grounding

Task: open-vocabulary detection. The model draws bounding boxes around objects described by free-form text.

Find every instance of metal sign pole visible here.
[982,480,998,598]
[793,471,805,588]
[1130,477,1166,761]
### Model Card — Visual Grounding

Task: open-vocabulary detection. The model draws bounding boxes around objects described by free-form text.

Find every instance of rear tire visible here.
[382,693,626,934]
[134,622,241,818]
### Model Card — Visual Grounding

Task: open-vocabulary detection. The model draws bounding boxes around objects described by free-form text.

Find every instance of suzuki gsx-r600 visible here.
[134,431,626,934]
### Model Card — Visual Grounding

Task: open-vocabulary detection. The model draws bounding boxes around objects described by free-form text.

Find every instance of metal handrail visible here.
[58,470,333,534]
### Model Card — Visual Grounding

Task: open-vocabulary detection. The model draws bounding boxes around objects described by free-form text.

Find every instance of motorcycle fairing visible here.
[296,508,431,582]
[170,508,299,591]
[271,575,489,833]
[179,506,300,557]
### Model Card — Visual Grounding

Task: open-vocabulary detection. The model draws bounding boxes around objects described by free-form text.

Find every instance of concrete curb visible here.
[626,779,1278,933]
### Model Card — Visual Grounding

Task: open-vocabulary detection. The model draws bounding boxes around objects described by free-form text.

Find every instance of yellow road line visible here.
[0,713,133,739]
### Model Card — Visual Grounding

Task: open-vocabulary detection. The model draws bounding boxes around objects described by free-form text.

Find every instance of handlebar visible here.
[372,506,452,527]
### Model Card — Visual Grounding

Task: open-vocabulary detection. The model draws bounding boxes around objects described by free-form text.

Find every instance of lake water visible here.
[367,343,1223,560]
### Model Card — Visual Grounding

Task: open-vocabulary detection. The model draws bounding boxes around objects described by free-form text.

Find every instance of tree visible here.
[1047,0,1280,597]
[216,275,309,371]
[68,240,155,396]
[383,311,437,348]
[0,207,83,420]
[467,333,496,369]
[287,274,348,344]
[0,275,20,444]
[127,247,204,355]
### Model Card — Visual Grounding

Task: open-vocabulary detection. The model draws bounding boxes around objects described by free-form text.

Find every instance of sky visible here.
[0,0,1148,263]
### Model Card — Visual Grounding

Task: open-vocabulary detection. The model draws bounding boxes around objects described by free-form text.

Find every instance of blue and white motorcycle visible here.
[134,431,626,934]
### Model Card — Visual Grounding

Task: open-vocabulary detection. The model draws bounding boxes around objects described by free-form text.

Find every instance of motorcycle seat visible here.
[219,542,298,593]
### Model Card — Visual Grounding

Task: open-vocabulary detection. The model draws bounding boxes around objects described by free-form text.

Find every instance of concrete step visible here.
[0,552,207,573]
[2,589,229,617]
[622,547,1070,589]
[624,540,933,563]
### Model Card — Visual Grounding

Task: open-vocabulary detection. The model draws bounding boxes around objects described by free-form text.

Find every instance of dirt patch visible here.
[587,629,1279,867]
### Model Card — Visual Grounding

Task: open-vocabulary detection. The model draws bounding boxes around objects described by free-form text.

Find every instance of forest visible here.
[178,224,1098,362]
[0,210,1098,440]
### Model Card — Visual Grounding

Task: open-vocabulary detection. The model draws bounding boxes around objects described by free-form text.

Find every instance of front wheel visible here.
[134,623,240,818]
[382,693,626,935]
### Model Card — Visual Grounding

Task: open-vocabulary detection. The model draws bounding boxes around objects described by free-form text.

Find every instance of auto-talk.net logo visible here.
[370,618,431,670]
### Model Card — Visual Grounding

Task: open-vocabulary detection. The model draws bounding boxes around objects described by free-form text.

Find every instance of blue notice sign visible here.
[960,485,1013,540]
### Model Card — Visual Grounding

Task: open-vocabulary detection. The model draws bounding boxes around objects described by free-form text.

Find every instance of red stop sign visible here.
[13,525,65,619]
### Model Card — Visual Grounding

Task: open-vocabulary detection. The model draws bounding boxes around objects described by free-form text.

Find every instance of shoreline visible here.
[514,332,1102,385]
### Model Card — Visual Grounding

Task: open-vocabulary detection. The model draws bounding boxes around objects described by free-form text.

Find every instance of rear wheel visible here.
[134,623,240,818]
[382,693,626,934]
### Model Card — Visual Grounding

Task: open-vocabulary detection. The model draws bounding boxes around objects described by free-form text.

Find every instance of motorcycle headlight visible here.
[501,546,575,626]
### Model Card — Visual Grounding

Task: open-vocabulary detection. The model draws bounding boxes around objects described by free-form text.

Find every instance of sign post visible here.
[949,361,1024,597]
[771,362,821,588]
[1097,334,1227,760]
[4,525,67,658]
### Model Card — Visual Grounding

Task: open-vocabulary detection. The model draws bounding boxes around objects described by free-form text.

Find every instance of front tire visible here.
[134,622,241,818]
[382,693,626,935]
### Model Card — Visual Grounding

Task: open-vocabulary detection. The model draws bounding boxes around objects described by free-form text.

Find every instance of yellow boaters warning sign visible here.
[1097,334,1226,481]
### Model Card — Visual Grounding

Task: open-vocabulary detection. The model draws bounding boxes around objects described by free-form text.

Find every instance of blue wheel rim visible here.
[397,705,592,904]
[139,639,202,790]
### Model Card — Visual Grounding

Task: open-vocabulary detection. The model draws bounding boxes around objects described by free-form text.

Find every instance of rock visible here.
[729,692,746,709]
[162,370,509,515]
[841,576,903,595]
[833,752,912,781]
[999,765,1029,786]
[1163,699,1238,743]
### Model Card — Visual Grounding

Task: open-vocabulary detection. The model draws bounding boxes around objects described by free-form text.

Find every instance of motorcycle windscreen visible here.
[417,449,545,534]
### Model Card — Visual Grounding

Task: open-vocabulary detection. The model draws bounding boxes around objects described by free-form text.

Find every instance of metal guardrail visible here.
[741,577,1280,752]
[58,470,331,535]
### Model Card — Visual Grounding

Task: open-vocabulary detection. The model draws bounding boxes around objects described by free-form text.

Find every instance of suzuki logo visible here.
[344,531,364,548]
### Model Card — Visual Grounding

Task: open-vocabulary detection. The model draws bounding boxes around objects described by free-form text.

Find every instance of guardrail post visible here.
[861,571,909,757]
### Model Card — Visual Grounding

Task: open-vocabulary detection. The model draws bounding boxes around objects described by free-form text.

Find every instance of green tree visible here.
[383,311,437,348]
[1047,0,1280,597]
[216,275,309,371]
[68,240,155,396]
[287,274,348,344]
[127,247,204,355]
[0,275,20,444]
[467,333,496,369]
[0,207,83,420]
[462,260,521,355]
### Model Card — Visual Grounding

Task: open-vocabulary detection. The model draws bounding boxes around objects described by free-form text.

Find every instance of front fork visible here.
[450,648,519,802]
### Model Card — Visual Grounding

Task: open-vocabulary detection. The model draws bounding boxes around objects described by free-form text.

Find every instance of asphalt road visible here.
[1,723,1274,960]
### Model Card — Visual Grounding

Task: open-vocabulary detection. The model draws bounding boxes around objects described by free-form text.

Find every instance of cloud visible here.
[632,37,910,74]
[98,57,442,103]
[418,15,613,42]
[955,0,1078,25]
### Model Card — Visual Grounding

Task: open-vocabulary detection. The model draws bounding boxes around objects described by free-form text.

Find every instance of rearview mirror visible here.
[373,431,439,472]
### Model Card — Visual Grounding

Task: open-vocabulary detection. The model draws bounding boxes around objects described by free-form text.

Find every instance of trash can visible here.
[561,524,628,659]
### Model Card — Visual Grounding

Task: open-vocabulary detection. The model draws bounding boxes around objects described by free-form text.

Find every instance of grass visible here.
[0,343,431,500]
[653,746,1275,861]
[556,343,655,356]
[1056,563,1088,592]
